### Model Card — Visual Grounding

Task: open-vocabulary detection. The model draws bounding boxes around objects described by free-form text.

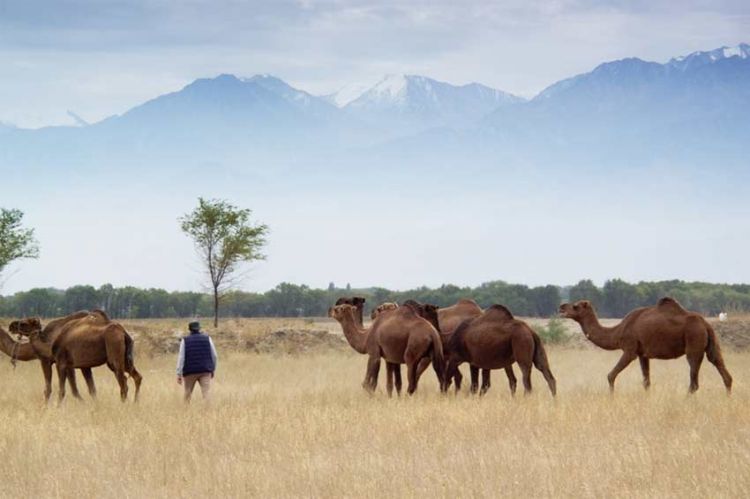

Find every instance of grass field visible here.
[0,320,748,498]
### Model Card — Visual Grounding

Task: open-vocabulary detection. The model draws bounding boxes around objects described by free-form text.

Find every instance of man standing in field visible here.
[176,321,218,402]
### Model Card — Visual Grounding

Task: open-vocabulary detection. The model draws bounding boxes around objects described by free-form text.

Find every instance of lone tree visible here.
[180,198,268,327]
[0,208,39,286]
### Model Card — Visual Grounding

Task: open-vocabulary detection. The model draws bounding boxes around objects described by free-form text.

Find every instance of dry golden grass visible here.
[1,335,749,498]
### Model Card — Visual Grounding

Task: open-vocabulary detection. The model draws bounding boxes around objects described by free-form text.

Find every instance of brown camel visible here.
[403,299,517,396]
[370,302,399,319]
[335,296,366,325]
[9,311,101,400]
[559,298,732,393]
[329,303,445,395]
[16,313,142,402]
[445,304,556,396]
[0,324,37,364]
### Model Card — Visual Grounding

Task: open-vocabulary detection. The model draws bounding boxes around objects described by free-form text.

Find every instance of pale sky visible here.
[1,0,748,128]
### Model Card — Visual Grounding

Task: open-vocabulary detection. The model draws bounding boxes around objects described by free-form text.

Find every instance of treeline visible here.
[1,279,748,319]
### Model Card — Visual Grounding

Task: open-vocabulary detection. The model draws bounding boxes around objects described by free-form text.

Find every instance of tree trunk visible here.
[213,287,219,328]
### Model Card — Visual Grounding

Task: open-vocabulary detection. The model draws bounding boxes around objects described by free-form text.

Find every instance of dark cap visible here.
[188,321,201,332]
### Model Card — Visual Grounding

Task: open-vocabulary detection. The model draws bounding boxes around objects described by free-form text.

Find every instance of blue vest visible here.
[182,333,215,376]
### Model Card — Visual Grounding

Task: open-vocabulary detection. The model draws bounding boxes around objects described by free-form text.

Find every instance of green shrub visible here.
[535,317,568,345]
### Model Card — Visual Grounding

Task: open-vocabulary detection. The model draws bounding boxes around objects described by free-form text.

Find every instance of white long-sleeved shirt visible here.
[176,336,218,376]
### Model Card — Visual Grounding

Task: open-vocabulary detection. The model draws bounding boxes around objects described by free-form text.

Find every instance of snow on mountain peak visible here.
[669,43,749,70]
[370,74,409,100]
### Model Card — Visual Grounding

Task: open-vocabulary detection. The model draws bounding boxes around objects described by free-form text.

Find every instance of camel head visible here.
[9,317,43,337]
[402,300,440,330]
[370,302,399,320]
[559,300,594,321]
[328,304,359,323]
[335,296,366,308]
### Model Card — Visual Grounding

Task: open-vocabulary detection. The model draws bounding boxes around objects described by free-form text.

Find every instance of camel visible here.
[329,303,445,396]
[403,299,518,396]
[9,311,101,400]
[445,304,556,396]
[15,312,143,402]
[0,323,37,364]
[370,302,399,319]
[559,298,732,393]
[334,296,366,325]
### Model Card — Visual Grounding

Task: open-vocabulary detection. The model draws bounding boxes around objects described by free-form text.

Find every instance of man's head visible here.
[188,321,201,333]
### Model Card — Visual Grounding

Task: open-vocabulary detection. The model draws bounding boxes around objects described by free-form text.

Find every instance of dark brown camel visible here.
[16,313,142,402]
[559,298,732,393]
[403,299,517,396]
[10,311,101,400]
[329,303,445,395]
[335,296,366,325]
[445,304,556,396]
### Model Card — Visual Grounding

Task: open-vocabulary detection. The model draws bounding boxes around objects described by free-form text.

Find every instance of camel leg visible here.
[607,351,637,392]
[55,363,68,404]
[116,370,129,402]
[41,360,54,402]
[705,348,733,393]
[393,364,402,396]
[81,368,97,399]
[415,357,431,379]
[67,368,83,400]
[453,367,463,393]
[519,361,533,395]
[129,367,143,402]
[504,366,517,396]
[686,352,704,394]
[639,356,650,390]
[479,369,492,396]
[469,366,479,394]
[363,356,380,393]
[406,362,419,395]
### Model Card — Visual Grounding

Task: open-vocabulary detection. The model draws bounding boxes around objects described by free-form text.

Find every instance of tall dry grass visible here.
[0,345,748,498]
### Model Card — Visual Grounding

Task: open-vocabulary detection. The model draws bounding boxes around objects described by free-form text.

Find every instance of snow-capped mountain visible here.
[1,43,748,175]
[482,43,750,163]
[668,43,750,71]
[343,74,524,132]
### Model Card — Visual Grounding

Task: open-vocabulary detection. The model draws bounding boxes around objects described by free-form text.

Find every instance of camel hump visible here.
[89,309,111,321]
[487,304,514,321]
[456,298,479,306]
[657,297,686,313]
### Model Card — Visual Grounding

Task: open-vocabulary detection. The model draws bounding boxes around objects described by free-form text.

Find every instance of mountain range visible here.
[1,43,748,177]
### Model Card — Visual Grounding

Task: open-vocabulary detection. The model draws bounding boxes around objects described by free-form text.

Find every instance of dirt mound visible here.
[130,322,348,356]
[712,319,750,350]
[245,329,349,355]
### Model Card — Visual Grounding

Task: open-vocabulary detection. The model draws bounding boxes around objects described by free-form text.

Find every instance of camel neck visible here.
[336,313,370,354]
[577,312,621,351]
[0,327,37,361]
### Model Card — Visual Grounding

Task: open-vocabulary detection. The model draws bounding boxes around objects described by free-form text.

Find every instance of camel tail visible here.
[430,330,447,392]
[124,332,135,372]
[532,331,557,396]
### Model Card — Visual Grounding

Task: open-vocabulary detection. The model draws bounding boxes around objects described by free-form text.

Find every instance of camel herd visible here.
[0,296,734,403]
[0,310,141,402]
[329,296,733,396]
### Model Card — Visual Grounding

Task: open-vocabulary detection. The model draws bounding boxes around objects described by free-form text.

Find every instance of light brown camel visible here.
[404,299,517,396]
[16,313,143,402]
[559,298,732,393]
[9,311,101,400]
[335,296,366,325]
[329,303,445,395]
[445,304,556,396]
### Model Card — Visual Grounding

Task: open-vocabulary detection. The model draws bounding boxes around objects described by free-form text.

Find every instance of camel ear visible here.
[581,301,590,309]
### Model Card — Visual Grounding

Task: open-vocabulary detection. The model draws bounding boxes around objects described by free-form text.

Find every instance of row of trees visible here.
[1,279,747,319]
